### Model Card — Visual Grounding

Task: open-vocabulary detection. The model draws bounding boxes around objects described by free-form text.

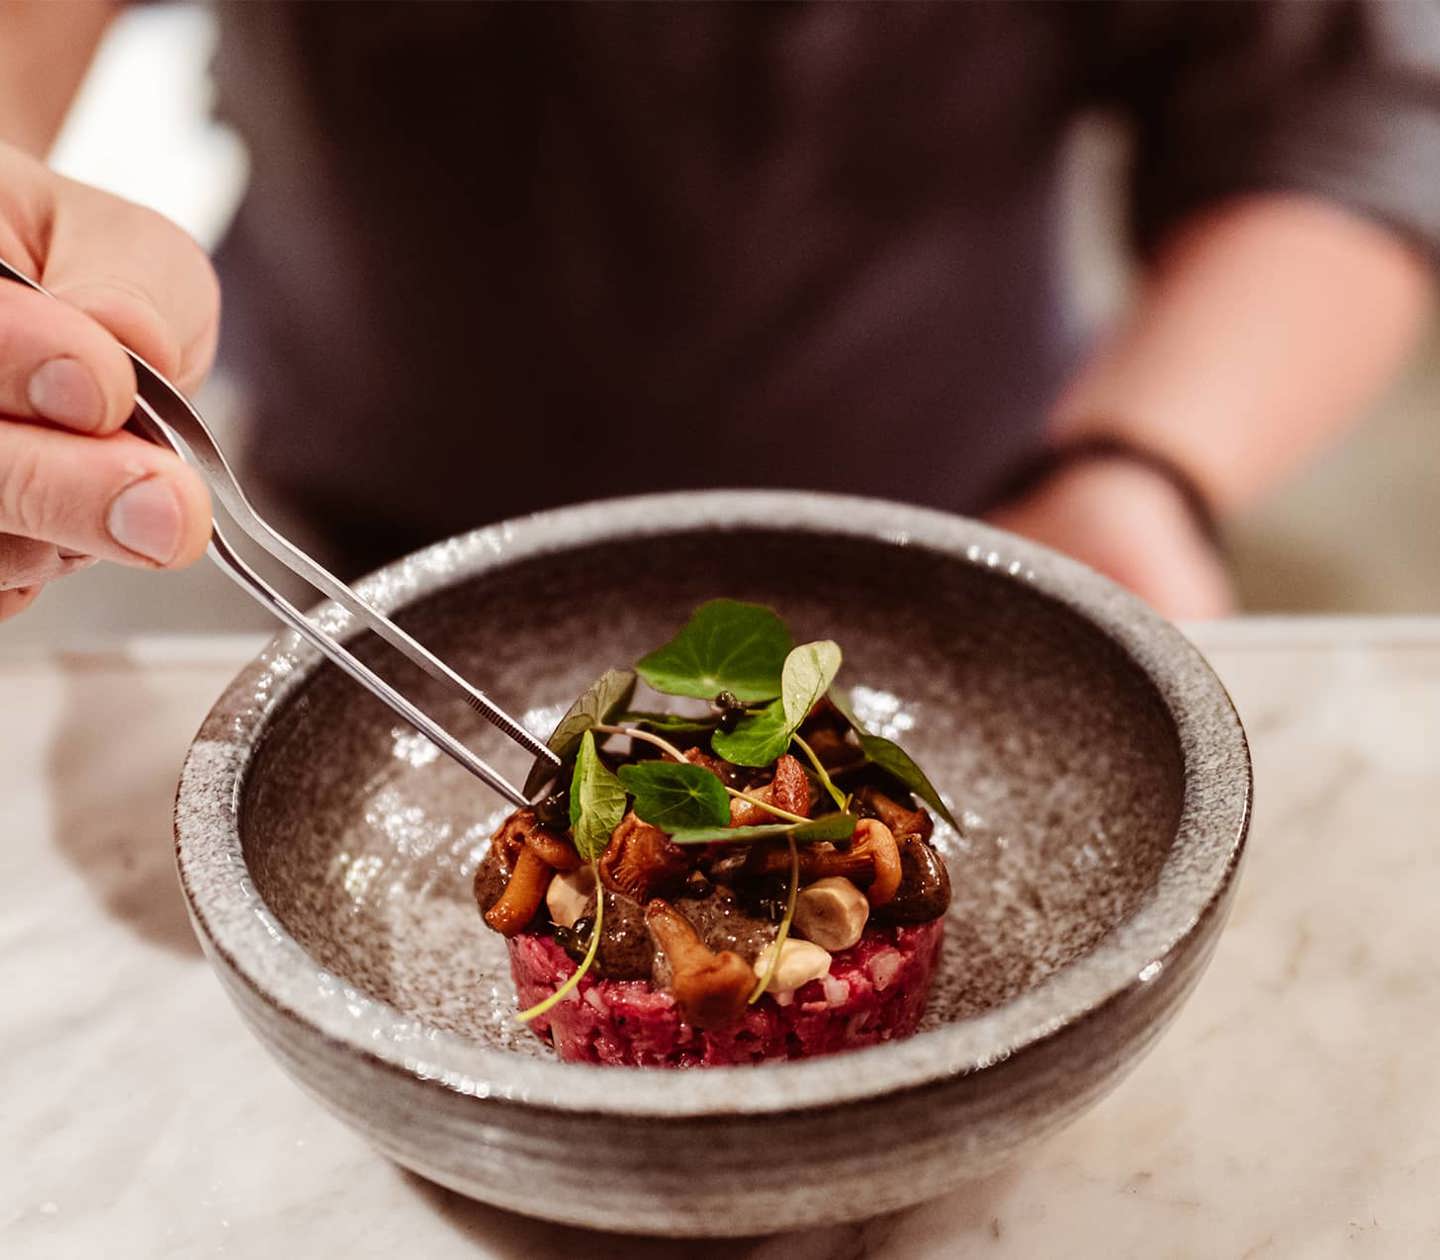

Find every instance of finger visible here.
[43,175,220,393]
[0,532,97,590]
[1115,536,1236,621]
[0,582,43,622]
[0,280,140,435]
[0,421,210,568]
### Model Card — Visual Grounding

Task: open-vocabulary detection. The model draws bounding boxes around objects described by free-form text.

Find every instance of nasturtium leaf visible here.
[710,698,791,767]
[669,822,794,846]
[614,710,720,736]
[568,730,628,861]
[635,599,792,702]
[792,811,857,843]
[524,668,636,796]
[668,812,856,847]
[781,640,842,729]
[617,761,730,832]
[831,692,960,831]
[711,641,842,768]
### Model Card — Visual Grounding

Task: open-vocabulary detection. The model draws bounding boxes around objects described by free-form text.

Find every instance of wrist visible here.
[989,434,1223,549]
[984,453,1235,619]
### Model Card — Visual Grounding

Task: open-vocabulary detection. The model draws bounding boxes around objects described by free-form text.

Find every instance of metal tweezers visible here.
[0,258,557,807]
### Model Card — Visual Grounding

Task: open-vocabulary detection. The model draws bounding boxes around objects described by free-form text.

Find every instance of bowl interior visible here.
[239,528,1183,1056]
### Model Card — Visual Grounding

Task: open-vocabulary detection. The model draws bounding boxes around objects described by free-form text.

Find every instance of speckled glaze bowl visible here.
[175,491,1250,1237]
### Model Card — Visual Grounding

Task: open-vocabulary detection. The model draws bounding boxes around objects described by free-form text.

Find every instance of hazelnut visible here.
[753,937,832,994]
[793,876,869,951]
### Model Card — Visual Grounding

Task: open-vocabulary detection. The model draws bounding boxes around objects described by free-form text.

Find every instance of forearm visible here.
[1050,193,1436,513]
[0,0,116,157]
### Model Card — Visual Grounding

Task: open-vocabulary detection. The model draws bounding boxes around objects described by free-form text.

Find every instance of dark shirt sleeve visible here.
[1104,0,1440,262]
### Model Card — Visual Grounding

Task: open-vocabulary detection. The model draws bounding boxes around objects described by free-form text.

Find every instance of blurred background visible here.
[6,3,1438,647]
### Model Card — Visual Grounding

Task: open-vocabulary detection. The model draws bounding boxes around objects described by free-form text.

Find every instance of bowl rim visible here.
[174,489,1251,1117]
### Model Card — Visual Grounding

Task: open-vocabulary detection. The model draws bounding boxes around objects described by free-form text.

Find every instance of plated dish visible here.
[175,491,1251,1235]
[475,600,955,1065]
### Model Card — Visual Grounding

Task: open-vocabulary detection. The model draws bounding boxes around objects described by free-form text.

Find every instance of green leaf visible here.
[668,812,857,846]
[617,761,730,832]
[568,731,628,861]
[710,698,791,767]
[635,600,792,702]
[711,640,842,768]
[524,668,636,797]
[669,822,794,845]
[831,692,960,831]
[781,640,842,729]
[613,710,719,736]
[792,811,857,842]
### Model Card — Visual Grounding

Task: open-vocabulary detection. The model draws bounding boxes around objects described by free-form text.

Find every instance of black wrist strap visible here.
[989,434,1223,548]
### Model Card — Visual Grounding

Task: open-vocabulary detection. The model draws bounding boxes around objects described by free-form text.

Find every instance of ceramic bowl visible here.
[175,490,1250,1236]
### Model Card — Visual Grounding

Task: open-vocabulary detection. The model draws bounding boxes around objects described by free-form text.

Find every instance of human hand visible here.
[985,456,1235,620]
[0,142,218,622]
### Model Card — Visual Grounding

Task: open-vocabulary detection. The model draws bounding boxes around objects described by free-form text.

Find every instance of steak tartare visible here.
[509,919,945,1067]
[474,599,957,1066]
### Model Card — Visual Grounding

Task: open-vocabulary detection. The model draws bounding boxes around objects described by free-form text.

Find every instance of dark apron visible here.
[213,2,1083,574]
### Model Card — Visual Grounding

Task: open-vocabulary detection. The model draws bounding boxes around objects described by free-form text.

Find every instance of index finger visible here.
[0,278,139,434]
[42,174,220,394]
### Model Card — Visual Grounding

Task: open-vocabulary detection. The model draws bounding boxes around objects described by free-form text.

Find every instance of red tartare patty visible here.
[510,918,945,1067]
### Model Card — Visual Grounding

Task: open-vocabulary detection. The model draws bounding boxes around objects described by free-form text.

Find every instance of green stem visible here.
[594,723,689,763]
[791,733,848,811]
[749,834,800,1003]
[515,865,604,1024]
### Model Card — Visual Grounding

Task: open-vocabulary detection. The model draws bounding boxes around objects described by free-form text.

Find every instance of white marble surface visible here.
[3,619,1438,1258]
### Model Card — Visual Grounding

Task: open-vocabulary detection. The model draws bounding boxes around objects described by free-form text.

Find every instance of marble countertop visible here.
[3,618,1438,1259]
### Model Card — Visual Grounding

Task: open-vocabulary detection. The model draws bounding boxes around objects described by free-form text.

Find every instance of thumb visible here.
[0,421,211,569]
